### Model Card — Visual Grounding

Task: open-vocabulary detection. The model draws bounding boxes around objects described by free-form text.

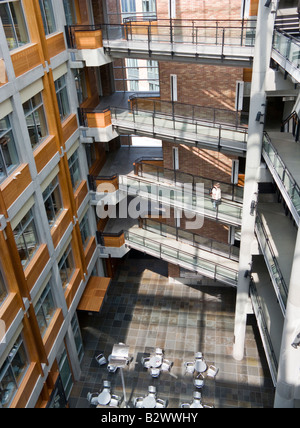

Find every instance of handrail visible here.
[281,110,299,142]
[255,212,288,309]
[134,160,244,202]
[130,98,248,129]
[140,217,240,261]
[124,229,239,284]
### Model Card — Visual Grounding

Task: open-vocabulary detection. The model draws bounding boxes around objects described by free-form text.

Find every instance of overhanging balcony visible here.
[272,29,300,83]
[102,19,256,67]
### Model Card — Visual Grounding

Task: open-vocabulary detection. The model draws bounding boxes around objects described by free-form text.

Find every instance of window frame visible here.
[42,176,64,228]
[0,334,29,408]
[0,268,8,308]
[55,75,71,122]
[58,244,75,290]
[34,281,57,338]
[68,149,81,190]
[0,0,30,51]
[0,114,19,183]
[38,0,56,36]
[13,208,40,268]
[79,212,90,248]
[23,93,48,150]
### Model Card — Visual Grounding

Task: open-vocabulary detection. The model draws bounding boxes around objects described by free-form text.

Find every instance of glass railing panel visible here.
[216,265,238,283]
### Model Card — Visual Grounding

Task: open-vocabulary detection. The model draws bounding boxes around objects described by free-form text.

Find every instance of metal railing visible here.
[281,111,300,142]
[111,105,248,152]
[119,175,243,226]
[262,133,300,218]
[134,160,244,202]
[65,19,256,50]
[273,28,300,70]
[141,217,240,261]
[255,212,288,312]
[250,281,278,386]
[124,229,239,286]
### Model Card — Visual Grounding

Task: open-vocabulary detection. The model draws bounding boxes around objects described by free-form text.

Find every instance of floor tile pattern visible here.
[69,253,275,409]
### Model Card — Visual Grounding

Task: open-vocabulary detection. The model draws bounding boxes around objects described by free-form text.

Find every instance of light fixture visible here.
[264,0,271,7]
[256,111,263,122]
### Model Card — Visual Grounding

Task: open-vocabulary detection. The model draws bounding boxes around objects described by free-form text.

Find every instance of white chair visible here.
[194,372,205,389]
[180,403,190,408]
[195,352,203,360]
[184,361,195,374]
[206,365,219,379]
[148,385,157,394]
[203,404,214,408]
[161,359,173,372]
[95,353,107,366]
[150,367,160,378]
[156,398,167,408]
[109,394,121,407]
[134,397,144,408]
[141,356,151,369]
[87,392,99,406]
[155,348,163,355]
[103,380,111,389]
[193,391,202,400]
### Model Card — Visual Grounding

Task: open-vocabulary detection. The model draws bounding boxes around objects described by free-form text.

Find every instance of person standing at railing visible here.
[211,183,222,210]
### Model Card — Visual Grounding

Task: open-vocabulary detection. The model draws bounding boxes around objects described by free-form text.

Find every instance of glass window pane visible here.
[13,209,39,267]
[0,1,29,50]
[39,0,56,35]
[43,178,63,226]
[0,364,17,408]
[0,269,8,306]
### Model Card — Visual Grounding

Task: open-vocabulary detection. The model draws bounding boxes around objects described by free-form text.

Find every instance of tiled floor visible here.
[69,252,275,409]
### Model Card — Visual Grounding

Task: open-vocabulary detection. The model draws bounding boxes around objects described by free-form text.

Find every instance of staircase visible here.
[275,7,300,38]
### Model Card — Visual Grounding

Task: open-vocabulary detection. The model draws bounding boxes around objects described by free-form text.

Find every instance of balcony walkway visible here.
[103,219,239,287]
[263,131,300,225]
[102,23,255,67]
[111,107,248,156]
[119,174,243,227]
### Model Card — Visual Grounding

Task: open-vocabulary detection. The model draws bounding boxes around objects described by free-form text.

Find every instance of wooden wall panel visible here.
[11,44,42,77]
[75,30,103,49]
[0,164,32,209]
[84,236,96,267]
[34,136,58,173]
[62,114,78,143]
[87,111,112,128]
[51,209,72,249]
[46,33,66,59]
[74,181,88,211]
[65,269,82,309]
[0,293,21,332]
[43,309,64,357]
[24,244,50,291]
[10,363,40,408]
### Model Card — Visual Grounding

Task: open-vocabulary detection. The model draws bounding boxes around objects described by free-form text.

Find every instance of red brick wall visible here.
[162,142,237,184]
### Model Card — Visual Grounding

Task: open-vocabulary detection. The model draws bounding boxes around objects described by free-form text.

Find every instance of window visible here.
[85,143,96,170]
[58,244,75,289]
[43,177,63,227]
[63,0,77,25]
[0,115,19,182]
[142,0,156,18]
[23,93,48,150]
[39,0,56,35]
[68,149,81,190]
[71,314,84,363]
[79,212,90,248]
[0,335,29,408]
[0,0,29,51]
[121,0,136,14]
[74,68,87,105]
[55,75,70,121]
[57,345,73,399]
[0,269,8,307]
[13,209,39,268]
[34,282,56,337]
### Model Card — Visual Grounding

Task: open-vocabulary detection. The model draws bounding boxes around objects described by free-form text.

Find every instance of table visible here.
[195,359,207,373]
[149,355,162,368]
[98,390,111,406]
[142,395,157,408]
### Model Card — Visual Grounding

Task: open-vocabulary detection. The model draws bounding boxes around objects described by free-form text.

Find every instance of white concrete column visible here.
[274,227,300,408]
[233,0,276,361]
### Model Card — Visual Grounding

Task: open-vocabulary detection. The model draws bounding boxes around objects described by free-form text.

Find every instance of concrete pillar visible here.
[233,1,276,361]
[274,227,300,408]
